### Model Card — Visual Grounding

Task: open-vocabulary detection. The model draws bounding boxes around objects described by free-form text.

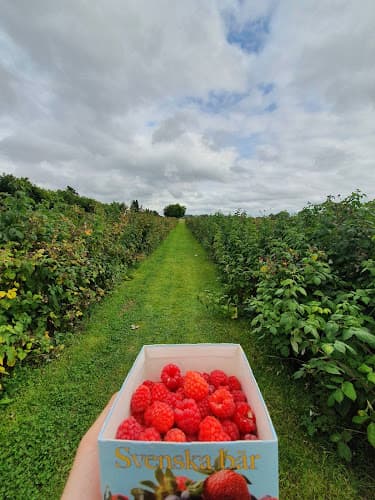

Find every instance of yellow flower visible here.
[0,291,6,299]
[7,288,17,299]
[260,265,268,273]
[84,229,92,236]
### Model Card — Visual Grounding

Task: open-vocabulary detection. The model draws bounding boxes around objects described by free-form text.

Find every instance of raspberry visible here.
[174,398,202,434]
[234,402,257,434]
[221,419,240,440]
[148,401,174,433]
[138,427,161,441]
[142,379,154,389]
[164,391,179,409]
[228,375,242,391]
[198,416,230,441]
[231,389,247,402]
[202,372,210,383]
[164,428,187,442]
[161,363,183,390]
[184,371,209,401]
[209,369,228,388]
[209,388,235,418]
[150,382,169,402]
[243,433,258,440]
[132,411,145,426]
[176,476,190,491]
[116,416,143,440]
[130,384,151,413]
[197,396,211,419]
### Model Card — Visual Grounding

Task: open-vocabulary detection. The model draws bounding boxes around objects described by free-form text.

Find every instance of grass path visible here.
[0,221,373,499]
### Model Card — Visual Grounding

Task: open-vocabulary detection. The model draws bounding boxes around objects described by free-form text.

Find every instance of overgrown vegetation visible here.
[0,174,175,395]
[186,192,375,459]
[1,221,371,499]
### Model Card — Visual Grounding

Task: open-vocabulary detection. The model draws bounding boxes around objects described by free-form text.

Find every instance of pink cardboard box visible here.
[98,343,278,499]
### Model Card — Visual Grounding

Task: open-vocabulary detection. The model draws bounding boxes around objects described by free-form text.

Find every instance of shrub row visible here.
[0,178,175,395]
[186,192,375,459]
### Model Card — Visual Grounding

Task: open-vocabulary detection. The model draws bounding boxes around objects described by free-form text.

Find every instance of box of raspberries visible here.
[98,343,278,500]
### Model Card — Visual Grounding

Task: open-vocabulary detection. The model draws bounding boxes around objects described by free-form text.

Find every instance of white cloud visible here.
[0,0,375,214]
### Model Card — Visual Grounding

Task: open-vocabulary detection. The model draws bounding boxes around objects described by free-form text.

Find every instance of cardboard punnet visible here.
[98,343,278,499]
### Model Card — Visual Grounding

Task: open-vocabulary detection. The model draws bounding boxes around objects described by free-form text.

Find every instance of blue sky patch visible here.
[227,16,271,54]
[264,102,277,113]
[229,133,262,158]
[258,82,275,95]
[184,90,249,114]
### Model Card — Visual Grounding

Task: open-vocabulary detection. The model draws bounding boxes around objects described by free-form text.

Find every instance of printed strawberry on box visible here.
[98,343,278,500]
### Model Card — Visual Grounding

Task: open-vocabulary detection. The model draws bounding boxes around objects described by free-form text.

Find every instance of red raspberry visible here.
[132,411,145,426]
[243,433,258,440]
[164,391,179,408]
[138,427,161,441]
[184,371,209,401]
[221,419,240,440]
[234,402,257,434]
[175,386,185,400]
[116,416,143,440]
[228,375,242,391]
[176,476,190,491]
[144,405,153,426]
[161,363,183,390]
[197,396,211,419]
[209,388,235,418]
[164,428,187,442]
[198,416,230,441]
[148,401,174,433]
[130,384,151,413]
[142,379,154,389]
[209,369,228,388]
[150,382,169,402]
[202,372,210,382]
[174,398,202,434]
[231,389,247,402]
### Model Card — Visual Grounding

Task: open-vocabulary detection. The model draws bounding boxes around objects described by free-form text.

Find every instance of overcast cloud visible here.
[0,0,374,214]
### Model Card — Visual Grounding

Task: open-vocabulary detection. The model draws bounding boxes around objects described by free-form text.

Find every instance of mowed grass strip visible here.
[0,221,373,499]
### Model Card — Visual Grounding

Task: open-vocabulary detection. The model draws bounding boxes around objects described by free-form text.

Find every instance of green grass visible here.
[1,220,374,499]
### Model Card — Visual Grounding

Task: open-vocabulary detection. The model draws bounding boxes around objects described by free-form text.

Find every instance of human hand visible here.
[61,393,118,500]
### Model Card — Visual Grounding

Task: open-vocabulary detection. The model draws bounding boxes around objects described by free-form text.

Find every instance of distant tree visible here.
[130,199,140,212]
[163,203,186,218]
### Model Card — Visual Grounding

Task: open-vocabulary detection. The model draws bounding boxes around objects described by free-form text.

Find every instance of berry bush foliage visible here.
[0,175,176,394]
[186,192,375,458]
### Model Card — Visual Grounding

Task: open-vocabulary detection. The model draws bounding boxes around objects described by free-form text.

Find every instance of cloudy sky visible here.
[1,1,375,215]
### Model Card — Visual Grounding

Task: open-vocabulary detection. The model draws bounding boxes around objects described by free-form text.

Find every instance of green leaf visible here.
[139,480,158,491]
[333,340,346,354]
[367,422,375,447]
[333,389,344,403]
[322,343,334,355]
[337,441,352,462]
[367,372,375,384]
[330,432,341,443]
[291,338,299,353]
[358,363,372,374]
[154,467,164,485]
[352,415,369,425]
[342,381,357,401]
[323,363,342,375]
[351,328,375,348]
